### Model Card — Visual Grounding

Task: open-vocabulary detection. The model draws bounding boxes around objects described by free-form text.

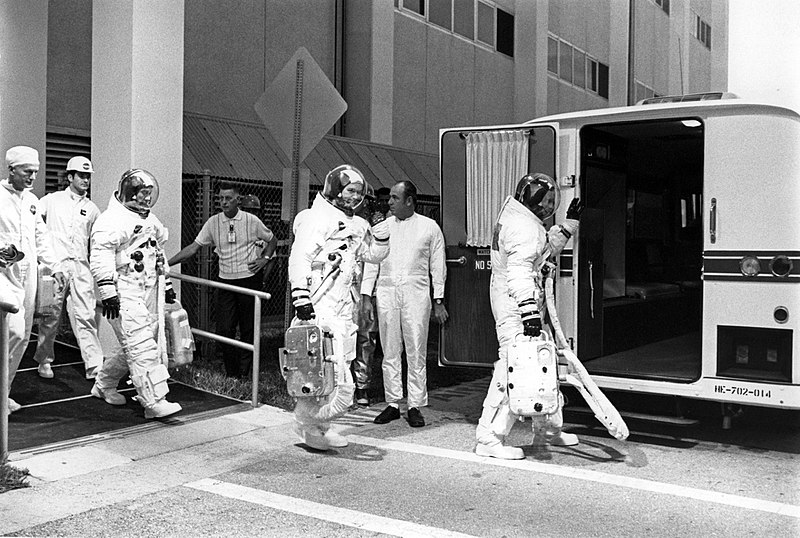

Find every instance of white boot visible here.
[293,423,331,451]
[323,430,349,448]
[144,400,182,419]
[547,432,579,446]
[91,383,127,406]
[475,439,524,460]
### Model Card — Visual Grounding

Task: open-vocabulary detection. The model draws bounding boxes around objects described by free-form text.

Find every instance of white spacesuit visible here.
[33,156,103,380]
[90,169,181,419]
[288,165,390,450]
[476,173,581,459]
[1,146,64,414]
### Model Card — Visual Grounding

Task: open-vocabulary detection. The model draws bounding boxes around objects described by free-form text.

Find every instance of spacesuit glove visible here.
[165,288,177,304]
[565,197,585,220]
[294,302,315,321]
[371,218,390,242]
[102,296,121,320]
[522,315,542,338]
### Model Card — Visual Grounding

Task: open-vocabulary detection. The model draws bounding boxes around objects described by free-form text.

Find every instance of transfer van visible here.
[439,93,799,411]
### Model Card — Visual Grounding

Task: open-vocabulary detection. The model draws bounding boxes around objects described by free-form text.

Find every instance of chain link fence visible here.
[178,171,440,358]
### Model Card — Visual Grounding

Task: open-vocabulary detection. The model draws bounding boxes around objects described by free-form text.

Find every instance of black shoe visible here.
[407,407,425,428]
[374,405,401,424]
[355,388,369,407]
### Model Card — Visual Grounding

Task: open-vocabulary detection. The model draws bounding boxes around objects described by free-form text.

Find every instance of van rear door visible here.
[439,124,558,366]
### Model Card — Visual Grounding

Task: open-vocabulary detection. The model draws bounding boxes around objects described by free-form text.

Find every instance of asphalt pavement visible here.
[2,377,799,537]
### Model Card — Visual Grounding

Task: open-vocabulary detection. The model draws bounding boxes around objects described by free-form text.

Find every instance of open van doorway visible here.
[577,118,704,382]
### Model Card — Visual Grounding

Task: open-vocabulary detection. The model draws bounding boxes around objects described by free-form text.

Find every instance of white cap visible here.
[66,156,94,173]
[5,146,40,168]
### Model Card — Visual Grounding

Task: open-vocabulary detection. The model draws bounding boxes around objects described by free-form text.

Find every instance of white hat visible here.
[5,146,40,168]
[66,156,94,173]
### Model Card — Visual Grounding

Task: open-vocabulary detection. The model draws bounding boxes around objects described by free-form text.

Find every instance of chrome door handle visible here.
[710,198,717,244]
[446,256,467,266]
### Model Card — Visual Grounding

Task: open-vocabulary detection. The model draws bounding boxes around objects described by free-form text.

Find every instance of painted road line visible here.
[347,435,800,520]
[186,478,478,538]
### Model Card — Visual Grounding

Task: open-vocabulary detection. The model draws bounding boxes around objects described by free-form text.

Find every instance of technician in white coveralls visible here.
[366,180,448,428]
[1,146,65,414]
[33,156,104,380]
[476,173,583,459]
[288,165,390,450]
[90,169,182,419]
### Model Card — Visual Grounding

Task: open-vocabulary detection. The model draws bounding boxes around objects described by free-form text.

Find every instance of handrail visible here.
[1,299,20,462]
[168,272,271,407]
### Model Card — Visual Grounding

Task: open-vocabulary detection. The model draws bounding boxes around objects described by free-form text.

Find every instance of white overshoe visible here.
[144,400,182,419]
[475,441,525,460]
[7,398,21,414]
[91,383,127,406]
[323,430,349,448]
[38,363,54,379]
[546,432,579,446]
[293,423,331,451]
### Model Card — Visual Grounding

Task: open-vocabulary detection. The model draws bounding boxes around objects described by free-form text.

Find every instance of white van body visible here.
[439,97,800,410]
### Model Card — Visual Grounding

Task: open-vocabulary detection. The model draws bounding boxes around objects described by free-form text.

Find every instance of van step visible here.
[566,406,700,426]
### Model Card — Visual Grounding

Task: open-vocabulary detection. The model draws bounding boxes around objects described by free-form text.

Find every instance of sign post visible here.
[255,47,347,329]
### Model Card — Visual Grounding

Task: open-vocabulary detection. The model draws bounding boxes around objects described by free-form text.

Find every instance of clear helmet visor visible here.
[515,173,560,221]
[117,169,159,216]
[323,164,367,215]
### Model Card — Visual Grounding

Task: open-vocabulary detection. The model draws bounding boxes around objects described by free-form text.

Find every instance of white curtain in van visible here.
[465,130,529,247]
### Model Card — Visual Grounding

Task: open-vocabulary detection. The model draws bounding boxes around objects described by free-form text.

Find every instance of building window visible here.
[476,1,494,47]
[495,7,514,57]
[691,11,712,49]
[651,0,670,15]
[549,34,608,100]
[573,49,586,89]
[398,0,513,57]
[429,0,452,30]
[634,80,661,102]
[559,40,573,84]
[453,0,474,39]
[547,36,559,74]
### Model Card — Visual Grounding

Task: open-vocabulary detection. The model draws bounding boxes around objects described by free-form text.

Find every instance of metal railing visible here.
[168,272,271,407]
[1,298,20,462]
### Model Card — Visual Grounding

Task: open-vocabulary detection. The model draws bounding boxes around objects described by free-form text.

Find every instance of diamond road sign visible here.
[254,47,347,163]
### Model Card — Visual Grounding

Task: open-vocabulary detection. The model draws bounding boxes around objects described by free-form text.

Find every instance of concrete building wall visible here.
[47,0,92,132]
[37,0,729,158]
[183,0,337,124]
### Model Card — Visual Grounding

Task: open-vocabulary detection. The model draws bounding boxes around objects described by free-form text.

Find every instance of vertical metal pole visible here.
[284,59,305,330]
[251,296,262,407]
[200,171,212,333]
[1,308,14,462]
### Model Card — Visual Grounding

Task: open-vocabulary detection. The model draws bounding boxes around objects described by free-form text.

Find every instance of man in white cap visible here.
[0,145,65,414]
[33,156,104,380]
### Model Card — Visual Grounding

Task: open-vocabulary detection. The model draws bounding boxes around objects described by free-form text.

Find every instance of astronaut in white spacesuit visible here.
[288,164,390,450]
[475,173,583,459]
[89,169,182,419]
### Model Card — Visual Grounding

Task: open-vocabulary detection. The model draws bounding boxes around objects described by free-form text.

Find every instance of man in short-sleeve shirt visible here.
[169,183,276,377]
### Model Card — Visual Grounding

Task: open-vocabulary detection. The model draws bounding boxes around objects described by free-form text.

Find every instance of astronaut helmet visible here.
[514,172,560,221]
[117,168,159,218]
[322,164,367,216]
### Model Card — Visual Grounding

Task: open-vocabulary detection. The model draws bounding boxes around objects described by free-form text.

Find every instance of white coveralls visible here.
[476,196,573,447]
[362,213,446,409]
[91,195,174,412]
[0,179,62,391]
[33,188,103,374]
[288,193,389,439]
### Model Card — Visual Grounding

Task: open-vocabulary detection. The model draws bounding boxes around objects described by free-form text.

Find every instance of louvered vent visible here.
[45,127,91,194]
